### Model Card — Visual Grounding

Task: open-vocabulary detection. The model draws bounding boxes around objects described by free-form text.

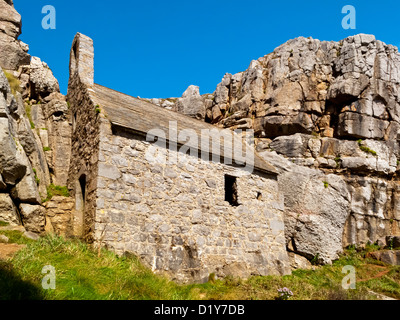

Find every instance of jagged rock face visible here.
[189,34,400,264]
[0,0,71,235]
[207,34,400,142]
[0,0,30,70]
[25,57,60,100]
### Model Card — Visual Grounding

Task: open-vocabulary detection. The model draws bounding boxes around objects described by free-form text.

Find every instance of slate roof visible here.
[90,83,278,175]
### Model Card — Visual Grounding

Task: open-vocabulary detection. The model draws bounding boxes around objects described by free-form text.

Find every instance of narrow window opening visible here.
[225,175,239,206]
[74,174,87,238]
[72,42,77,59]
[257,192,262,200]
[79,174,86,204]
[73,112,77,131]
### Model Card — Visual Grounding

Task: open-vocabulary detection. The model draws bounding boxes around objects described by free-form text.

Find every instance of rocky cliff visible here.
[153,34,400,264]
[0,0,72,236]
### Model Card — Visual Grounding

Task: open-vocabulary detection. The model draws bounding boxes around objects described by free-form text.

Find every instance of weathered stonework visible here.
[44,196,75,237]
[95,126,289,282]
[66,33,100,241]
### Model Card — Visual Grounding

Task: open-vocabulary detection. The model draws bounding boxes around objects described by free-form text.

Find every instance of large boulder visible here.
[10,166,41,204]
[0,117,27,185]
[19,203,45,233]
[174,85,206,120]
[28,57,60,100]
[0,1,30,70]
[0,193,20,225]
[280,168,350,264]
[0,0,21,38]
[258,150,351,264]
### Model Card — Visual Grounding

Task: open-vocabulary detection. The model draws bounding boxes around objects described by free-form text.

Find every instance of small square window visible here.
[225,175,239,206]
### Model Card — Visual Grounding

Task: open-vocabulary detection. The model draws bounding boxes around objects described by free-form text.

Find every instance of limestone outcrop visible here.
[0,0,71,235]
[0,1,30,70]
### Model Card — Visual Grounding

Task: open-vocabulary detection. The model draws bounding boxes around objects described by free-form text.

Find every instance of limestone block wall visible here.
[66,33,99,240]
[94,124,290,283]
[66,74,101,241]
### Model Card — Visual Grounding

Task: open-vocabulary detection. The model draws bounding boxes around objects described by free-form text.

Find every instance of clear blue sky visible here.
[14,0,400,98]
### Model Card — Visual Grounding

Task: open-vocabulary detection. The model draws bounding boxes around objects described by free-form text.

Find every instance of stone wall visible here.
[94,124,290,283]
[66,33,100,240]
[44,196,75,237]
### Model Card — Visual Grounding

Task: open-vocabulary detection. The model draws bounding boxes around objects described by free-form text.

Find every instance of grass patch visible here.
[323,181,329,189]
[43,147,51,152]
[0,230,36,246]
[32,168,40,186]
[357,139,377,156]
[0,232,399,300]
[1,235,200,300]
[42,184,70,203]
[311,131,319,138]
[24,103,35,129]
[3,70,21,96]
[0,221,9,227]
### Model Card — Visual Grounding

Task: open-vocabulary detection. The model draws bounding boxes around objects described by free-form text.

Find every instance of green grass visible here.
[0,221,9,227]
[0,230,399,300]
[357,139,377,156]
[0,234,197,300]
[323,181,329,189]
[43,147,51,152]
[42,184,70,203]
[3,70,21,96]
[24,102,35,129]
[32,168,40,186]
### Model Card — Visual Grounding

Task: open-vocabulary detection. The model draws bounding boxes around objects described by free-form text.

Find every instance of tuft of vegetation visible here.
[3,70,21,96]
[32,169,40,186]
[43,147,51,152]
[334,156,342,168]
[24,102,35,129]
[357,139,377,156]
[323,181,329,189]
[42,184,70,203]
[0,221,9,227]
[311,131,320,138]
